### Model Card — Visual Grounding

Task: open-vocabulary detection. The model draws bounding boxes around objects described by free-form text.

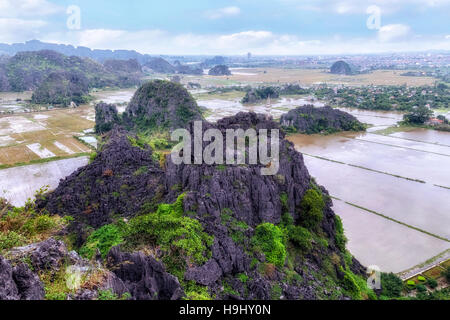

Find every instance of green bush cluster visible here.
[334,215,347,252]
[380,273,404,298]
[78,193,213,273]
[0,205,66,254]
[79,224,124,259]
[251,223,286,267]
[299,188,325,230]
[124,194,213,265]
[288,226,313,252]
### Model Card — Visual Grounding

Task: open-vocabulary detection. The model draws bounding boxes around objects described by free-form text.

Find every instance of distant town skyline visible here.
[1,0,449,55]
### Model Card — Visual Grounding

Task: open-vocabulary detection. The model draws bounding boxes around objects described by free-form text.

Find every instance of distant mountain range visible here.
[0,40,151,64]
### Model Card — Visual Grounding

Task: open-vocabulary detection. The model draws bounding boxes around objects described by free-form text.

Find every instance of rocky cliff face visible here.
[281,105,365,134]
[123,80,203,131]
[37,127,166,243]
[330,61,352,75]
[208,65,231,76]
[95,103,121,134]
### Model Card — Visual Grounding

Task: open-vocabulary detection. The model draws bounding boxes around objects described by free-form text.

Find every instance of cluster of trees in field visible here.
[316,83,449,111]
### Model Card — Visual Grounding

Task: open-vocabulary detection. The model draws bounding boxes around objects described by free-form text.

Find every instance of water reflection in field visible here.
[287,115,450,272]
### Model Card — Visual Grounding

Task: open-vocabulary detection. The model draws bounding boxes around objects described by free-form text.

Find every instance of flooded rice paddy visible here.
[0,156,88,206]
[287,109,450,273]
[199,97,324,122]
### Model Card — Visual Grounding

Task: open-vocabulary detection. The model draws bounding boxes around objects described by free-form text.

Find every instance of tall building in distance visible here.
[247,52,252,60]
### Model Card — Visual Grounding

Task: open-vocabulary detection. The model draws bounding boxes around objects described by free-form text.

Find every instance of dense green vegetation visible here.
[0,188,68,254]
[299,187,325,230]
[1,50,142,105]
[317,84,450,111]
[242,85,311,104]
[251,223,287,267]
[79,194,213,278]
[403,105,434,125]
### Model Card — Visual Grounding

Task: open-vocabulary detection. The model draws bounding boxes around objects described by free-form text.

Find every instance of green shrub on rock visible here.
[252,223,287,268]
[299,188,325,230]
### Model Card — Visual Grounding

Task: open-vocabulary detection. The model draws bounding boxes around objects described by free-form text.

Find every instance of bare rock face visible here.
[12,263,45,300]
[37,127,165,240]
[106,247,184,300]
[0,256,20,300]
[123,80,203,131]
[166,112,311,227]
[0,256,44,300]
[185,259,223,286]
[95,103,120,134]
[280,105,365,134]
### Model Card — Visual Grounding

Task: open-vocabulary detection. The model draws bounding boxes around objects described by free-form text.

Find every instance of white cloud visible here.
[39,28,450,56]
[0,18,47,42]
[205,6,241,19]
[290,0,450,14]
[378,24,411,42]
[0,0,63,18]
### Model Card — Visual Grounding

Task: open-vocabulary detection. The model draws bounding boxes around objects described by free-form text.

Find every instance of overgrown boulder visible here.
[208,65,231,76]
[31,70,90,106]
[281,105,366,134]
[330,61,352,75]
[95,103,121,134]
[123,80,203,131]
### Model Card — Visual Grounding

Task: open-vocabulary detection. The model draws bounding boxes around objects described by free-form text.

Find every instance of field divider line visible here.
[332,198,450,243]
[302,153,427,184]
[370,132,450,148]
[352,137,450,157]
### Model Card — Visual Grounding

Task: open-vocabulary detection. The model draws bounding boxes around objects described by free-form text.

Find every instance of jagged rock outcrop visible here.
[95,103,121,134]
[144,57,176,74]
[106,247,183,300]
[0,256,44,300]
[330,61,352,75]
[208,65,231,76]
[281,105,366,134]
[123,80,203,131]
[7,238,68,271]
[37,111,366,301]
[31,70,90,106]
[0,256,20,300]
[37,127,166,242]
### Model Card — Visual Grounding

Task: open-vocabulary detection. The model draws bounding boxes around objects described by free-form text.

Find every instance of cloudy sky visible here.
[0,0,449,55]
